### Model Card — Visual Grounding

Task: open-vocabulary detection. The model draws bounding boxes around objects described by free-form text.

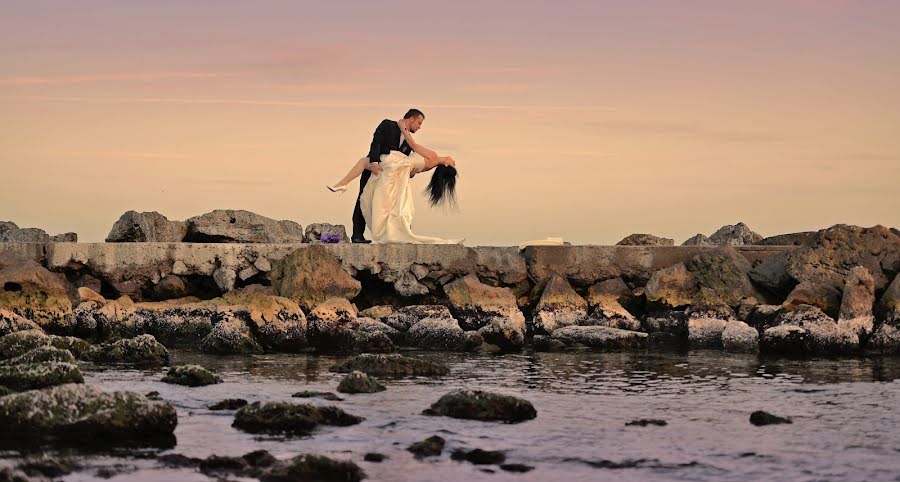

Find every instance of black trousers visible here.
[351,169,372,239]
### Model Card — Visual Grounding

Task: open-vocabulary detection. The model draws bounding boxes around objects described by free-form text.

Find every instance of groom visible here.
[351,108,425,243]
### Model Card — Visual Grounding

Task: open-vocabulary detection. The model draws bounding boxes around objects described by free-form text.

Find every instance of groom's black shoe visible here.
[351,237,372,244]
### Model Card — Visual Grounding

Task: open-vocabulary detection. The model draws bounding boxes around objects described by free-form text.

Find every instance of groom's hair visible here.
[404,109,425,120]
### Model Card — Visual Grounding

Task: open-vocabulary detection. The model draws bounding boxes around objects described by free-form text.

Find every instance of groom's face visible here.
[408,115,424,133]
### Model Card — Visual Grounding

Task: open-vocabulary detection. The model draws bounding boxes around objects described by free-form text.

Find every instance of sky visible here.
[1,0,898,245]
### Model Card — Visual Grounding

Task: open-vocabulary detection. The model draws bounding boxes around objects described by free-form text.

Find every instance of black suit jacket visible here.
[367,119,412,163]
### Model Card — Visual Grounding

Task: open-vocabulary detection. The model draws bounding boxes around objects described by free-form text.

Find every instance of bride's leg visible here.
[333,157,370,187]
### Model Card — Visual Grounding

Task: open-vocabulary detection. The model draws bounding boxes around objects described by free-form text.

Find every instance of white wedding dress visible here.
[360,150,462,244]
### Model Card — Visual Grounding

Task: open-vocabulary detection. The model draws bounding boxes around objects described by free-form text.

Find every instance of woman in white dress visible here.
[329,124,462,244]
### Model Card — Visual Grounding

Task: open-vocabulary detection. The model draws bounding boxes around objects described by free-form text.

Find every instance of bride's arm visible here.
[400,124,440,161]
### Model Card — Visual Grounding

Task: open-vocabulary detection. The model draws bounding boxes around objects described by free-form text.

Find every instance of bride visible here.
[328,123,462,244]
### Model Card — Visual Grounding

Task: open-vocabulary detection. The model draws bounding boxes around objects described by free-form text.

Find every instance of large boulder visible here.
[184,209,304,243]
[330,353,449,376]
[105,211,186,242]
[268,246,361,311]
[758,232,817,246]
[582,296,641,331]
[0,360,83,391]
[586,277,639,313]
[303,223,349,244]
[0,253,73,332]
[84,334,170,366]
[616,234,674,246]
[336,370,386,394]
[0,222,50,242]
[760,305,859,356]
[0,329,50,359]
[644,263,699,309]
[532,275,588,334]
[0,310,41,337]
[218,287,307,351]
[837,266,875,339]
[750,224,900,296]
[708,222,763,246]
[200,317,263,355]
[547,325,648,351]
[423,389,537,423]
[783,282,841,319]
[405,315,482,352]
[232,401,363,435]
[443,275,526,349]
[686,246,764,307]
[0,384,177,446]
[722,321,759,352]
[161,365,222,387]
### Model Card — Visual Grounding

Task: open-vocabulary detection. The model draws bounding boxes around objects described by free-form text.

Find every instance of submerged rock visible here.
[625,419,667,427]
[0,361,83,391]
[292,391,343,401]
[749,410,792,426]
[407,435,445,458]
[330,354,449,376]
[232,401,363,435]
[208,399,248,410]
[259,454,365,482]
[550,325,648,351]
[687,318,728,349]
[423,389,537,423]
[0,346,74,365]
[0,384,177,446]
[161,365,222,387]
[336,370,386,394]
[363,453,386,463]
[451,448,506,465]
[85,334,170,366]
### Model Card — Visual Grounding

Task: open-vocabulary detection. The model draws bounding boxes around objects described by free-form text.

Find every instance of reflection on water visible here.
[3,350,900,482]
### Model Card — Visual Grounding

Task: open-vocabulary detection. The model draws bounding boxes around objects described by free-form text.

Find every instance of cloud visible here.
[582,119,786,143]
[0,71,241,86]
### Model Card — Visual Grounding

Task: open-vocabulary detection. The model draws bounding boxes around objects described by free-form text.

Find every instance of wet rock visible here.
[0,466,33,481]
[17,456,78,478]
[406,315,483,352]
[686,246,764,307]
[363,453,386,463]
[876,274,900,324]
[353,317,402,343]
[444,275,526,348]
[232,401,363,435]
[868,324,900,354]
[708,222,763,246]
[105,211,186,242]
[208,399,248,410]
[0,384,177,446]
[451,448,506,465]
[837,266,875,339]
[423,389,537,423]
[0,253,73,332]
[722,321,759,352]
[749,410,792,426]
[644,263,699,309]
[48,336,90,359]
[625,419,667,427]
[0,310,41,337]
[687,318,728,349]
[308,297,357,339]
[337,370,386,394]
[681,234,714,246]
[157,453,203,468]
[1,346,74,365]
[783,282,841,319]
[380,305,445,332]
[743,304,783,331]
[0,329,50,359]
[260,454,365,482]
[0,361,83,391]
[616,233,674,246]
[184,209,303,244]
[551,325,648,351]
[407,435,445,458]
[532,275,588,334]
[304,223,349,244]
[359,305,393,320]
[219,287,308,351]
[85,334,170,366]
[292,391,343,401]
[344,329,396,353]
[530,335,568,352]
[161,364,222,387]
[200,317,263,355]
[330,353,449,376]
[198,455,249,477]
[268,245,361,311]
[761,305,859,355]
[500,463,534,473]
[242,450,279,469]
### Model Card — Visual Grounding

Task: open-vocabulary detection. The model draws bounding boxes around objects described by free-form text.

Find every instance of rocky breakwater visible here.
[1,217,899,357]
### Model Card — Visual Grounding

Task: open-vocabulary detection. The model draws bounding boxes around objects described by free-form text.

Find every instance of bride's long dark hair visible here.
[426,165,458,207]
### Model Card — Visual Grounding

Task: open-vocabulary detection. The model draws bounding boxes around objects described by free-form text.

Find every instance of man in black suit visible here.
[351,108,425,243]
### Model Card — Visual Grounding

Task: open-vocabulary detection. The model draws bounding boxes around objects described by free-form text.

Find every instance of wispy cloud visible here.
[50,150,195,161]
[2,95,614,112]
[0,71,241,86]
[583,119,785,143]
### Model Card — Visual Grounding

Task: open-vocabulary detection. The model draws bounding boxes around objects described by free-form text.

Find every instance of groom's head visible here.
[403,108,425,133]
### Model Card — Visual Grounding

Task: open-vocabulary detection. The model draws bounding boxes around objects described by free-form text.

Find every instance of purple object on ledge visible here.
[320,233,342,244]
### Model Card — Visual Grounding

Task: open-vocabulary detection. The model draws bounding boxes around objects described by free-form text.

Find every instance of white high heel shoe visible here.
[326,184,348,193]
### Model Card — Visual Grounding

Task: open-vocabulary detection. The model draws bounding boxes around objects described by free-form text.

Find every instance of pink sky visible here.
[1,1,898,244]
